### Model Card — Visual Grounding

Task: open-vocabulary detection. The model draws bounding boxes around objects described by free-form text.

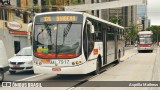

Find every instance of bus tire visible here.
[138,50,141,53]
[116,51,121,64]
[92,60,100,75]
[9,71,16,74]
[0,72,4,82]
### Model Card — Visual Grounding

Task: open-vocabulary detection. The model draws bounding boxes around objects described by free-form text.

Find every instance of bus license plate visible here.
[50,60,69,64]
[52,68,61,71]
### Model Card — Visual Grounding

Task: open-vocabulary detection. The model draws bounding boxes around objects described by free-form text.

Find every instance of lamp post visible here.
[0,3,5,37]
[0,0,10,37]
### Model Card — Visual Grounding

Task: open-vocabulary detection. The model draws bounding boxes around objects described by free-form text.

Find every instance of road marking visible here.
[16,74,44,81]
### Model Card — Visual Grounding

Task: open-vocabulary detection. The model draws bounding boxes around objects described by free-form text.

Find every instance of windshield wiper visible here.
[63,22,72,44]
[37,29,44,43]
[44,22,53,44]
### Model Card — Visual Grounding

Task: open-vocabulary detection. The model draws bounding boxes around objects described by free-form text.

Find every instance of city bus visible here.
[137,31,154,53]
[32,11,125,75]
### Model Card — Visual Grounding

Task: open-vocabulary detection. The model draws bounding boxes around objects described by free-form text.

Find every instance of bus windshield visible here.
[139,37,152,44]
[33,23,82,59]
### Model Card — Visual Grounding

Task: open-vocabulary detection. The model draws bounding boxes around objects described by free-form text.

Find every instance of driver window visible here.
[87,20,94,56]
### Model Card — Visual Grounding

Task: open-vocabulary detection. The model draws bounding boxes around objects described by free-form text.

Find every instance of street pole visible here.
[157,33,158,46]
[2,5,5,37]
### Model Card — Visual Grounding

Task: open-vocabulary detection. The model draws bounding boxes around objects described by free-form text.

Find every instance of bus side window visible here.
[83,20,95,59]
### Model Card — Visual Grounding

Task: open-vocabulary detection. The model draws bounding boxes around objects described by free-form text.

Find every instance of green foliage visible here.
[109,16,123,25]
[72,0,84,5]
[146,25,160,42]
[124,24,138,45]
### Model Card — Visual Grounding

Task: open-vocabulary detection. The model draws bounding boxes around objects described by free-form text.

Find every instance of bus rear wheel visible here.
[138,50,141,53]
[115,51,121,64]
[92,60,101,75]
[0,72,4,82]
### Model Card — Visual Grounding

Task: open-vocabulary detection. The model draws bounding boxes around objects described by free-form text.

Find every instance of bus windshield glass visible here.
[33,23,82,59]
[139,37,152,44]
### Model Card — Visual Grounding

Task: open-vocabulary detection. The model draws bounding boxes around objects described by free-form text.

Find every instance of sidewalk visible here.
[72,47,160,90]
[121,47,137,61]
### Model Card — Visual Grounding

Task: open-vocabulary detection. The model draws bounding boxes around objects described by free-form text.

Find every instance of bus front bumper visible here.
[137,46,154,51]
[33,61,96,74]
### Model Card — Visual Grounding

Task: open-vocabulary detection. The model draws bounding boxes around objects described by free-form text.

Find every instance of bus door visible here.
[83,20,94,60]
[107,27,115,64]
[114,28,118,60]
[102,25,107,65]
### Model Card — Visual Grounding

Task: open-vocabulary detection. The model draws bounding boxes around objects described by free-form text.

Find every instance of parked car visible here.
[0,40,9,81]
[8,47,33,74]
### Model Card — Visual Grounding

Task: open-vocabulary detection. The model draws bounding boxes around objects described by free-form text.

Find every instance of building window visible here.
[91,0,94,3]
[97,0,99,3]
[92,10,94,15]
[0,10,2,20]
[17,0,21,7]
[33,0,38,5]
[97,10,99,17]
[14,41,21,54]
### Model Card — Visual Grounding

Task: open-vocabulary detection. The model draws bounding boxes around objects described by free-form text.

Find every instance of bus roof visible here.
[35,11,124,29]
[138,31,153,35]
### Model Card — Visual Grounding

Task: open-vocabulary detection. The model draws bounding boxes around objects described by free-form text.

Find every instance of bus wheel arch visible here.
[92,54,101,75]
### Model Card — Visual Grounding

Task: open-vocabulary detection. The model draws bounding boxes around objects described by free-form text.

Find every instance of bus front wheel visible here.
[92,60,101,75]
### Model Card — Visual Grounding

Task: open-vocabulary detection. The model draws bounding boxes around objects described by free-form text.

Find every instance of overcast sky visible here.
[147,0,160,25]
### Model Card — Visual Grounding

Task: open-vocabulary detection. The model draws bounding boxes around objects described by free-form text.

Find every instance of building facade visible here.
[0,0,32,58]
[84,0,137,27]
[137,2,148,31]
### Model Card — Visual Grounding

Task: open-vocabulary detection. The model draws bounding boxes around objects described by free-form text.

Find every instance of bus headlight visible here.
[72,61,82,65]
[72,62,75,65]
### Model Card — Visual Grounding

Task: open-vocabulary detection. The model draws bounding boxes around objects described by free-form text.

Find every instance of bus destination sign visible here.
[42,16,78,22]
[139,35,152,38]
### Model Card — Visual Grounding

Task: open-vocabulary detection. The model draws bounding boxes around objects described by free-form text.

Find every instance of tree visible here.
[124,24,138,45]
[109,16,123,26]
[146,25,160,43]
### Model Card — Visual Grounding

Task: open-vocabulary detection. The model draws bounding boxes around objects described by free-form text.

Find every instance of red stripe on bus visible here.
[138,44,153,47]
[34,52,77,58]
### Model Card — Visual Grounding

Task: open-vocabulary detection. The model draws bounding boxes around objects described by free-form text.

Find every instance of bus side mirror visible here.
[90,25,95,34]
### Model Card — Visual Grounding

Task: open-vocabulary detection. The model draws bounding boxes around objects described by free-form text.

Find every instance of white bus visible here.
[32,11,125,75]
[137,31,154,52]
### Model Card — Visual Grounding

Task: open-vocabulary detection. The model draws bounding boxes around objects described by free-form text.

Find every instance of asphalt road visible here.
[1,46,135,82]
[3,46,160,90]
[3,71,35,81]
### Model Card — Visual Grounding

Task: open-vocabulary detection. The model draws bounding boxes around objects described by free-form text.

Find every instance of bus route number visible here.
[44,16,52,22]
